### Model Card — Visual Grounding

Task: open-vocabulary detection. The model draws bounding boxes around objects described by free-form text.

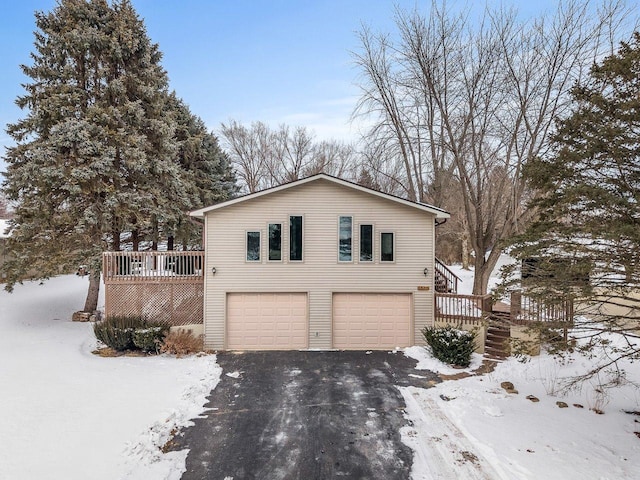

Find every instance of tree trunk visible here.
[83,269,101,312]
[168,235,174,251]
[132,229,139,251]
[461,232,470,270]
[112,228,120,251]
[472,249,502,295]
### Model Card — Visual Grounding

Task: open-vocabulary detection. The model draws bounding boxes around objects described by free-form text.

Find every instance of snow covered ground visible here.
[1,269,639,479]
[400,258,640,479]
[0,275,220,480]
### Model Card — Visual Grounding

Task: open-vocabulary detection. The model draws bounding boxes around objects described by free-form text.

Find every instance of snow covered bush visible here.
[94,316,168,352]
[132,325,170,353]
[422,325,476,367]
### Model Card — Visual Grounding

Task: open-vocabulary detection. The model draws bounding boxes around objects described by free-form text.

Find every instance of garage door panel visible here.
[333,293,411,349]
[227,293,307,350]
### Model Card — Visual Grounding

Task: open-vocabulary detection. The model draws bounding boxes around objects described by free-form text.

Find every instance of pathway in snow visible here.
[400,386,509,480]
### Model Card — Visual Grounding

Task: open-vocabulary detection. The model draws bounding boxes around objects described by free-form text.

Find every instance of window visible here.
[381,232,394,262]
[338,216,352,262]
[360,224,373,262]
[289,215,303,261]
[246,231,260,261]
[268,223,282,261]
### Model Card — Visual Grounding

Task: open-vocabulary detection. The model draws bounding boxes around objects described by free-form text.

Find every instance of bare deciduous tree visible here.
[220,121,358,192]
[354,0,635,294]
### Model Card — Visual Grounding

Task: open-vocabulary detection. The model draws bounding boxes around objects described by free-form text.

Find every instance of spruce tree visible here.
[165,93,237,249]
[506,33,640,385]
[1,0,183,312]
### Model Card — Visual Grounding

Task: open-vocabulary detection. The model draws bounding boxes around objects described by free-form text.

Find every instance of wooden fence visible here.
[103,251,204,326]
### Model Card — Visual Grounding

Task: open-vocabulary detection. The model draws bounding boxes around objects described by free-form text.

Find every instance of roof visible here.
[190,173,450,219]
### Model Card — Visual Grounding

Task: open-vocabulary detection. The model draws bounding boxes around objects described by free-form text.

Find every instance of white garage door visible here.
[226,293,308,350]
[333,293,412,349]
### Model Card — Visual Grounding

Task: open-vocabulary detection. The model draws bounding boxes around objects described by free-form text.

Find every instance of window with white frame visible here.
[380,232,394,262]
[360,224,373,262]
[338,216,352,262]
[246,231,261,261]
[289,215,303,261]
[268,223,282,261]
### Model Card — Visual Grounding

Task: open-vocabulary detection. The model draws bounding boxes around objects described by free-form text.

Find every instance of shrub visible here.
[160,329,204,357]
[94,316,169,352]
[93,315,141,351]
[422,325,476,367]
[132,324,170,352]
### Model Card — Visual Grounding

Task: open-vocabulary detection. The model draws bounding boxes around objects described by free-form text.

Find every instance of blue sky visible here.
[0,0,561,173]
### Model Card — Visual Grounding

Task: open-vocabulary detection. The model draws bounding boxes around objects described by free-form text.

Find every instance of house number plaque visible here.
[417,286,430,291]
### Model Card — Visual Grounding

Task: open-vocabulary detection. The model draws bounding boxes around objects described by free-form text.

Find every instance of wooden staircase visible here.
[434,258,460,293]
[484,321,510,360]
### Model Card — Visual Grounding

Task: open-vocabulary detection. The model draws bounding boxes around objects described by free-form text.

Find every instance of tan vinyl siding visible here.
[203,178,436,350]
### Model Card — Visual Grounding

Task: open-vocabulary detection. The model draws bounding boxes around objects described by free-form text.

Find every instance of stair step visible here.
[487,331,509,340]
[485,348,509,358]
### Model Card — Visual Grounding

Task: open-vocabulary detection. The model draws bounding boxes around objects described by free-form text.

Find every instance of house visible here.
[189,174,449,351]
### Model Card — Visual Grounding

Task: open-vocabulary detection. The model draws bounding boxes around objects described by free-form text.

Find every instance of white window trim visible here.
[267,222,283,262]
[338,215,353,263]
[380,231,396,263]
[245,230,261,263]
[359,223,374,263]
[289,214,304,262]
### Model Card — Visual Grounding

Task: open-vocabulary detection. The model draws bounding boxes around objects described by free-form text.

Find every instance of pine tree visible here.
[506,32,640,386]
[165,93,237,249]
[1,0,183,312]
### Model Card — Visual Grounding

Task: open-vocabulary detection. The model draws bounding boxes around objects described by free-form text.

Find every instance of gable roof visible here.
[190,173,450,219]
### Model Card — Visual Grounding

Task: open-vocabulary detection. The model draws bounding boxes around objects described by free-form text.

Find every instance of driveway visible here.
[173,350,440,480]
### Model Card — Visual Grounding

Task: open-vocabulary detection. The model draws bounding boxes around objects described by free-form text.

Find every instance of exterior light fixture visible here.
[211,267,217,275]
[423,267,428,277]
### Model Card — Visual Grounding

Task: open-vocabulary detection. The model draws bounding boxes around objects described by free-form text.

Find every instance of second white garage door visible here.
[226,293,308,350]
[332,293,412,349]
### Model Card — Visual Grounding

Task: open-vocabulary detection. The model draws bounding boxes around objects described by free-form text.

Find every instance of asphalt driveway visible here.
[173,350,439,480]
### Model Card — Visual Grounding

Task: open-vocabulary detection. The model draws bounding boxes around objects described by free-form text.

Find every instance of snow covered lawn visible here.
[402,332,640,479]
[0,275,220,480]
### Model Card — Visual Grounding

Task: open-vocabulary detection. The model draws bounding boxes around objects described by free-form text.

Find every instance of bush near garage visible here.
[422,325,476,367]
[94,316,169,353]
[159,329,204,357]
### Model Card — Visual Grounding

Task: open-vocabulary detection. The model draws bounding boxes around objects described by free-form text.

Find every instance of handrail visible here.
[434,257,460,293]
[103,251,204,283]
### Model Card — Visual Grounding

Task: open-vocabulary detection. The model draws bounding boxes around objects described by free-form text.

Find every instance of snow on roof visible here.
[0,219,9,239]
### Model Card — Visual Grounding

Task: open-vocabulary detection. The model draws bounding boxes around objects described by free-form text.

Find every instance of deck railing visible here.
[103,251,204,283]
[435,291,574,327]
[510,292,574,326]
[435,293,493,326]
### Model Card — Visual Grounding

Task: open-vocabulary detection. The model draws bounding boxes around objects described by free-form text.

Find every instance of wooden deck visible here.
[102,251,204,326]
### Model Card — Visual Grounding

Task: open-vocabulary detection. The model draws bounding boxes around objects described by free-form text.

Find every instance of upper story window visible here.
[360,224,373,262]
[246,231,261,262]
[338,216,352,262]
[380,232,394,262]
[289,215,303,261]
[268,223,282,261]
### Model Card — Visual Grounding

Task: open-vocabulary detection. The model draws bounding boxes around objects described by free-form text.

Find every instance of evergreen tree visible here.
[165,93,237,249]
[506,33,640,386]
[1,0,183,312]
